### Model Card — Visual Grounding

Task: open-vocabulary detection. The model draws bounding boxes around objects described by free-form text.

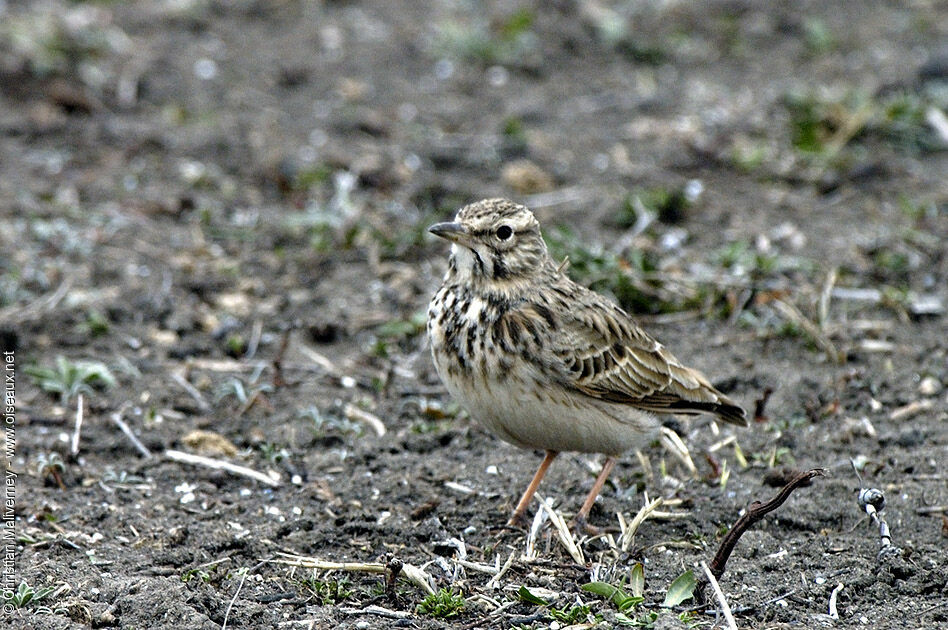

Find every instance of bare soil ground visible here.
[2,1,948,628]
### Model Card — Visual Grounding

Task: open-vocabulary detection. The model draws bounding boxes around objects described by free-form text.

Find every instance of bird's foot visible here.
[507,511,530,530]
[570,514,602,537]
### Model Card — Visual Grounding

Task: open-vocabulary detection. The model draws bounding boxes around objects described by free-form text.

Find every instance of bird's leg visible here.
[572,456,617,534]
[508,450,558,526]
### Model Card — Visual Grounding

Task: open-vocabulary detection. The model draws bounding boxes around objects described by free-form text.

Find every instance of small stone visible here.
[486,65,508,87]
[918,376,941,396]
[96,610,116,625]
[839,416,876,441]
[194,58,218,80]
[909,294,944,317]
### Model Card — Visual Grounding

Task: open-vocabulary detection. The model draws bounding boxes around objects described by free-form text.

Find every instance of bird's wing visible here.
[510,289,747,426]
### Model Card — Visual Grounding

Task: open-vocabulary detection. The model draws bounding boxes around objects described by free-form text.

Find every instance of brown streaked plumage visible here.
[427,198,746,529]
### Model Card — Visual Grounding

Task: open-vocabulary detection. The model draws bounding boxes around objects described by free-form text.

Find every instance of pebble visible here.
[918,376,940,395]
[193,58,218,80]
[486,65,508,87]
[909,294,944,317]
[434,58,454,80]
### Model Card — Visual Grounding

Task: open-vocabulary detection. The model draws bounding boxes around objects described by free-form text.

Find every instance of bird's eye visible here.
[495,225,513,240]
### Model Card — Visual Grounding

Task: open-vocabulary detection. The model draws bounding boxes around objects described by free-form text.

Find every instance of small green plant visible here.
[33,452,66,490]
[26,356,115,404]
[730,137,769,172]
[259,443,289,464]
[299,406,363,437]
[215,376,272,405]
[3,581,55,608]
[181,562,230,586]
[225,333,247,357]
[435,9,536,65]
[370,209,441,260]
[84,310,110,337]
[298,576,352,605]
[714,240,779,277]
[410,419,450,434]
[584,565,698,626]
[520,586,601,625]
[877,91,943,152]
[582,580,644,615]
[802,18,836,54]
[784,88,946,159]
[898,195,939,222]
[616,186,692,228]
[770,415,808,433]
[279,170,360,253]
[783,90,864,156]
[417,587,465,619]
[751,446,794,468]
[288,163,333,193]
[180,567,212,584]
[371,310,427,357]
[662,570,697,607]
[501,116,528,152]
[550,603,597,624]
[545,226,672,315]
[102,468,146,485]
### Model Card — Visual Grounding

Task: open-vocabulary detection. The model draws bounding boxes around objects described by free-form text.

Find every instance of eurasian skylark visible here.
[427,198,746,528]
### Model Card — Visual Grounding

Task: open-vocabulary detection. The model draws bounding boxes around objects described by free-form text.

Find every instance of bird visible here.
[426,198,746,530]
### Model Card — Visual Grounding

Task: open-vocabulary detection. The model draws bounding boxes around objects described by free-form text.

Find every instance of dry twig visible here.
[619,496,664,552]
[246,320,263,360]
[828,582,844,620]
[701,561,737,630]
[170,371,211,412]
[772,299,844,364]
[340,605,411,619]
[270,553,434,595]
[537,495,585,565]
[164,449,281,487]
[660,427,697,477]
[484,551,516,590]
[70,394,84,459]
[221,569,248,630]
[110,407,153,458]
[343,403,386,437]
[707,468,824,582]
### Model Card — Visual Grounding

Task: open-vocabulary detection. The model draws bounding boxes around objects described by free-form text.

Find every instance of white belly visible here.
[438,360,658,455]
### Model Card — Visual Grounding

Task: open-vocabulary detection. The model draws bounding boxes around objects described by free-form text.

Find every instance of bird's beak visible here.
[428,221,467,243]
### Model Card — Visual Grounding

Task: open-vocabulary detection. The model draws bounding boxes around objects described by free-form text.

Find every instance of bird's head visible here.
[429,198,552,284]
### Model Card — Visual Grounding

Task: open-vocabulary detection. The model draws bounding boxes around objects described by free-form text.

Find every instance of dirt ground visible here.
[3,1,948,628]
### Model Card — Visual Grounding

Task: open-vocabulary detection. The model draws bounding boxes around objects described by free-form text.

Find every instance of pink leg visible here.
[508,451,558,526]
[573,457,617,532]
